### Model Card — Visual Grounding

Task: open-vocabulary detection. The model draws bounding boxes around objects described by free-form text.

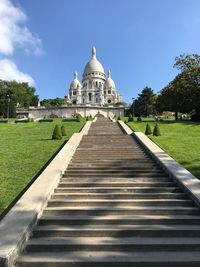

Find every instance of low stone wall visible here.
[0,121,92,267]
[18,106,124,119]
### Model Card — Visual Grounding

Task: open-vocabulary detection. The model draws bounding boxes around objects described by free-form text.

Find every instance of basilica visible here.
[65,47,123,106]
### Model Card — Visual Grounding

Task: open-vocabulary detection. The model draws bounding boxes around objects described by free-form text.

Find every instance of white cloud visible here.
[0,59,35,86]
[0,0,43,56]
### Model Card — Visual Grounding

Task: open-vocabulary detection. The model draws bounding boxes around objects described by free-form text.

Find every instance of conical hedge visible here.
[153,123,161,136]
[145,123,152,135]
[128,114,133,122]
[117,115,121,120]
[52,125,62,140]
[76,114,81,122]
[61,125,67,136]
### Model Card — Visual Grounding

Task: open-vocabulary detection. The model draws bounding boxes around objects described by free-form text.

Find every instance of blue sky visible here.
[0,0,200,103]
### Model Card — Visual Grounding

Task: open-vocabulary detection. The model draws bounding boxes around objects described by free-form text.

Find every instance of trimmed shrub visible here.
[86,116,89,121]
[28,118,34,122]
[0,120,8,123]
[137,117,142,122]
[76,114,81,122]
[39,119,53,122]
[61,125,67,136]
[145,123,152,135]
[153,123,161,136]
[52,125,62,140]
[62,118,76,122]
[117,115,121,120]
[128,114,133,122]
[89,114,93,120]
[15,119,28,123]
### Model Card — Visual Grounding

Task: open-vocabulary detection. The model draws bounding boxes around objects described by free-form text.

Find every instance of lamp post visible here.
[7,95,10,119]
[132,97,135,118]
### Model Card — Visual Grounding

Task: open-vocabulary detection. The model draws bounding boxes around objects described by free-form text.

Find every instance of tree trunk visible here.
[175,111,178,120]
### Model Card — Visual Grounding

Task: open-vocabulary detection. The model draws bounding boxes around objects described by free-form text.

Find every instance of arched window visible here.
[83,98,85,103]
[89,93,92,101]
[96,81,98,87]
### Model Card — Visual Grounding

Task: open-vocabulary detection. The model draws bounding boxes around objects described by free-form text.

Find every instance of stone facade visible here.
[65,47,123,106]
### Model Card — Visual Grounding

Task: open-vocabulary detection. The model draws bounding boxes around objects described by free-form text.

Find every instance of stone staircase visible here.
[16,118,200,266]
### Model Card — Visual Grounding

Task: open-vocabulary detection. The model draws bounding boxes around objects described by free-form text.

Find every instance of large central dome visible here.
[83,47,105,76]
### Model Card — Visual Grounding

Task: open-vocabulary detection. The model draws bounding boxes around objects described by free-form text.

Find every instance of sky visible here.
[0,0,200,103]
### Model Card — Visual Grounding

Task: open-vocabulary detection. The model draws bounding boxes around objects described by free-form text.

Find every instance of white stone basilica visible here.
[65,47,122,106]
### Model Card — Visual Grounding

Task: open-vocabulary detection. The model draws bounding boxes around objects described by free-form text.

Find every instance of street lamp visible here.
[7,95,10,119]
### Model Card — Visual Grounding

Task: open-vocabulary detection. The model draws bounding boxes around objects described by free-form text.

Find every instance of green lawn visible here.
[126,118,200,179]
[0,119,84,214]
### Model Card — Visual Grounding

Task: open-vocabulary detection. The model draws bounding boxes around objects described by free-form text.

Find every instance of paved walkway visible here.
[16,118,200,266]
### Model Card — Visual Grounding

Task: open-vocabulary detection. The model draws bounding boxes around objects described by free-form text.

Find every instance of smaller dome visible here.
[70,71,81,89]
[104,70,115,89]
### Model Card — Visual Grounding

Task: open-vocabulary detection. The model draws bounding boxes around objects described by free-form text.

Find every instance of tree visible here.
[40,97,64,107]
[0,80,39,118]
[156,66,200,120]
[133,87,156,117]
[174,54,200,72]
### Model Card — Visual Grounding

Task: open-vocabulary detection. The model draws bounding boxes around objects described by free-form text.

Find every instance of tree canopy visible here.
[40,97,65,107]
[132,87,156,117]
[157,54,200,120]
[174,54,200,72]
[0,80,39,118]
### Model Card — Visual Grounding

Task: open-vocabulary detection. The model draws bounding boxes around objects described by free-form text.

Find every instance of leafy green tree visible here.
[133,87,156,117]
[156,66,200,120]
[174,54,200,72]
[0,80,39,118]
[40,97,64,107]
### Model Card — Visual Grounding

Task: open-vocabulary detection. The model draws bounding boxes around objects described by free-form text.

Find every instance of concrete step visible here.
[60,177,172,182]
[54,187,181,193]
[63,174,168,178]
[51,192,187,200]
[58,182,175,188]
[64,170,164,174]
[25,237,200,253]
[67,163,158,167]
[32,224,200,238]
[38,215,200,226]
[47,199,193,207]
[67,166,160,170]
[16,251,200,267]
[43,206,200,216]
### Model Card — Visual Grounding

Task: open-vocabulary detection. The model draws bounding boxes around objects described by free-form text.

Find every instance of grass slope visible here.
[127,119,200,179]
[0,119,84,214]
